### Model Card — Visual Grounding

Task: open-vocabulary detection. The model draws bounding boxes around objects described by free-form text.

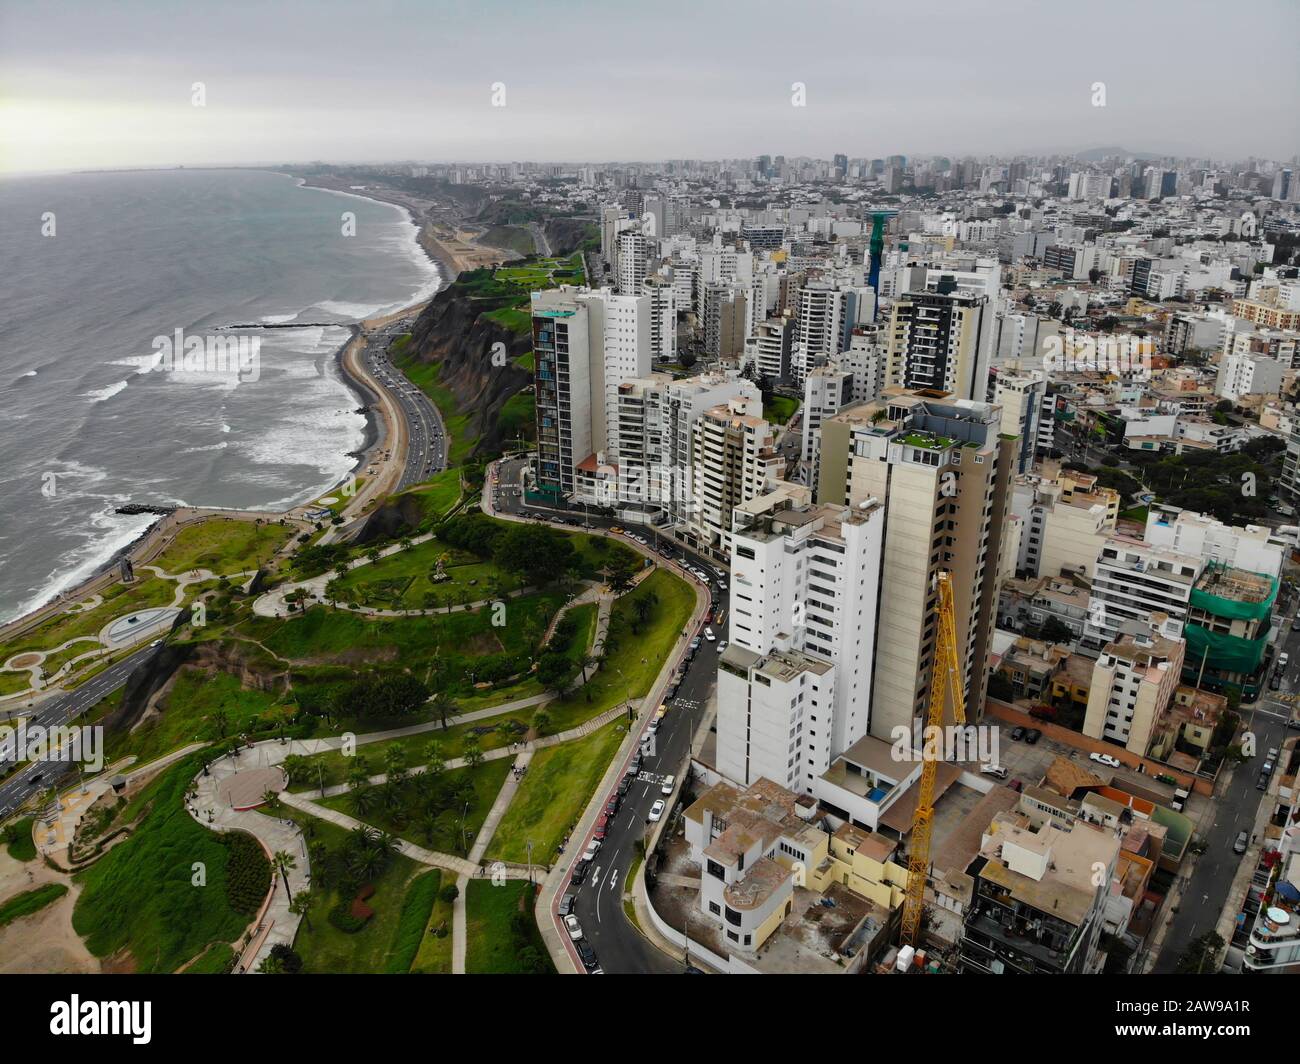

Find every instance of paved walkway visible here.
[294,703,627,801]
[453,748,535,973]
[187,744,310,974]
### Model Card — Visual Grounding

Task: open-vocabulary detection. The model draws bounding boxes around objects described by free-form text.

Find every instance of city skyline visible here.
[2,0,1297,175]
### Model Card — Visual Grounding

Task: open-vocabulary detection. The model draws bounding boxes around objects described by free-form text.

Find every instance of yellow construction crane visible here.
[900,570,966,948]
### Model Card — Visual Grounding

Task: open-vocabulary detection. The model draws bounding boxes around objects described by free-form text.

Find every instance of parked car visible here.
[604,794,620,816]
[629,754,642,775]
[592,816,609,841]
[564,915,584,941]
[1271,674,1282,690]
[1024,728,1041,745]
[1009,726,1026,741]
[704,627,716,642]
[716,640,728,653]
[1258,771,1271,791]
[1090,751,1121,768]
[1009,778,1023,792]
[661,774,676,796]
[1233,830,1249,855]
[979,764,1009,780]
[570,859,590,885]
[617,775,633,797]
[582,838,601,862]
[648,799,666,821]
[576,940,598,970]
[558,892,576,917]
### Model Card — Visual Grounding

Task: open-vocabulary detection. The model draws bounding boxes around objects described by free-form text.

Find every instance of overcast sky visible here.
[1,0,1296,174]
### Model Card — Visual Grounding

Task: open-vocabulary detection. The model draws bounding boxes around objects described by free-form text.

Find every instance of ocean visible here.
[0,168,440,624]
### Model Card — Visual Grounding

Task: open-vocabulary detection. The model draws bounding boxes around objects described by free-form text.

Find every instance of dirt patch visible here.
[7,653,40,669]
[0,852,98,974]
[461,632,504,656]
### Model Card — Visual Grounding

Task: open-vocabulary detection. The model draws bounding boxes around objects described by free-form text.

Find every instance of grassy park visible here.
[464,879,553,974]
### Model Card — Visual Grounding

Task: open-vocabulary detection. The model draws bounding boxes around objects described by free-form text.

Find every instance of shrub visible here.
[327,904,367,934]
[222,832,271,916]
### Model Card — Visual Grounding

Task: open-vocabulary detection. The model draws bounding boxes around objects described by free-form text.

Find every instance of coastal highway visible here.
[360,317,447,491]
[0,643,164,820]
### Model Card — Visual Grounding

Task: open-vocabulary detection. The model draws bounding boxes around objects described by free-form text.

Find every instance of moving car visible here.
[660,774,676,796]
[564,915,584,941]
[1090,751,1121,768]
[648,799,666,821]
[704,627,716,642]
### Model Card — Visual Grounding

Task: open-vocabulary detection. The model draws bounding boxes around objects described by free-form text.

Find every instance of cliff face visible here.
[404,281,532,458]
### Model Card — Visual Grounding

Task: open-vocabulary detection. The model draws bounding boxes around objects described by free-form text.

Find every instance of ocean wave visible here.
[83,379,129,403]
[261,313,300,324]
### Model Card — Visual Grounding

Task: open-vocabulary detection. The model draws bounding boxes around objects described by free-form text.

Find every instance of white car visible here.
[660,774,675,796]
[704,627,716,642]
[1090,751,1121,768]
[582,838,602,862]
[648,799,666,822]
[564,915,583,941]
[716,640,728,653]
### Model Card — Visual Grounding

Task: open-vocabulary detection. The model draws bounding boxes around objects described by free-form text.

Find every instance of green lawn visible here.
[250,588,565,670]
[401,469,462,522]
[383,869,442,973]
[0,671,32,696]
[410,874,454,973]
[3,818,36,862]
[542,568,692,733]
[329,534,524,609]
[485,719,626,866]
[319,759,512,856]
[0,883,69,927]
[181,942,235,974]
[155,519,293,576]
[1,577,179,659]
[763,394,800,425]
[288,710,536,793]
[271,807,425,974]
[464,879,554,974]
[72,755,262,973]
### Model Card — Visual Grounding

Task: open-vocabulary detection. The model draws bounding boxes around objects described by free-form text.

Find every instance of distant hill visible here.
[1076,146,1162,162]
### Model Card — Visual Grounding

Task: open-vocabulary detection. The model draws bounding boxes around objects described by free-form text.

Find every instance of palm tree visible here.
[261,788,281,812]
[351,784,379,816]
[423,740,446,778]
[383,745,407,781]
[282,754,310,787]
[429,692,457,730]
[532,709,552,737]
[287,888,315,931]
[349,844,383,881]
[211,707,230,739]
[462,738,484,768]
[577,653,599,685]
[346,758,372,792]
[272,850,296,896]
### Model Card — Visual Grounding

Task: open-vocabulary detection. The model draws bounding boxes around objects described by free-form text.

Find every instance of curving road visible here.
[360,317,448,492]
[0,643,165,819]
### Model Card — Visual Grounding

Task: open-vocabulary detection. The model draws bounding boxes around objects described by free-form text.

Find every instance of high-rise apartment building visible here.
[885,288,991,401]
[530,286,650,501]
[816,389,1016,740]
[717,498,884,793]
[682,398,783,560]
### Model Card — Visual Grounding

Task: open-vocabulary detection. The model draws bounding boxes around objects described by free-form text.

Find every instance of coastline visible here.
[0,174,445,635]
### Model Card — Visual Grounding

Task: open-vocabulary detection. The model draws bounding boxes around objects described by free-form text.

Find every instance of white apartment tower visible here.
[717,498,885,793]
